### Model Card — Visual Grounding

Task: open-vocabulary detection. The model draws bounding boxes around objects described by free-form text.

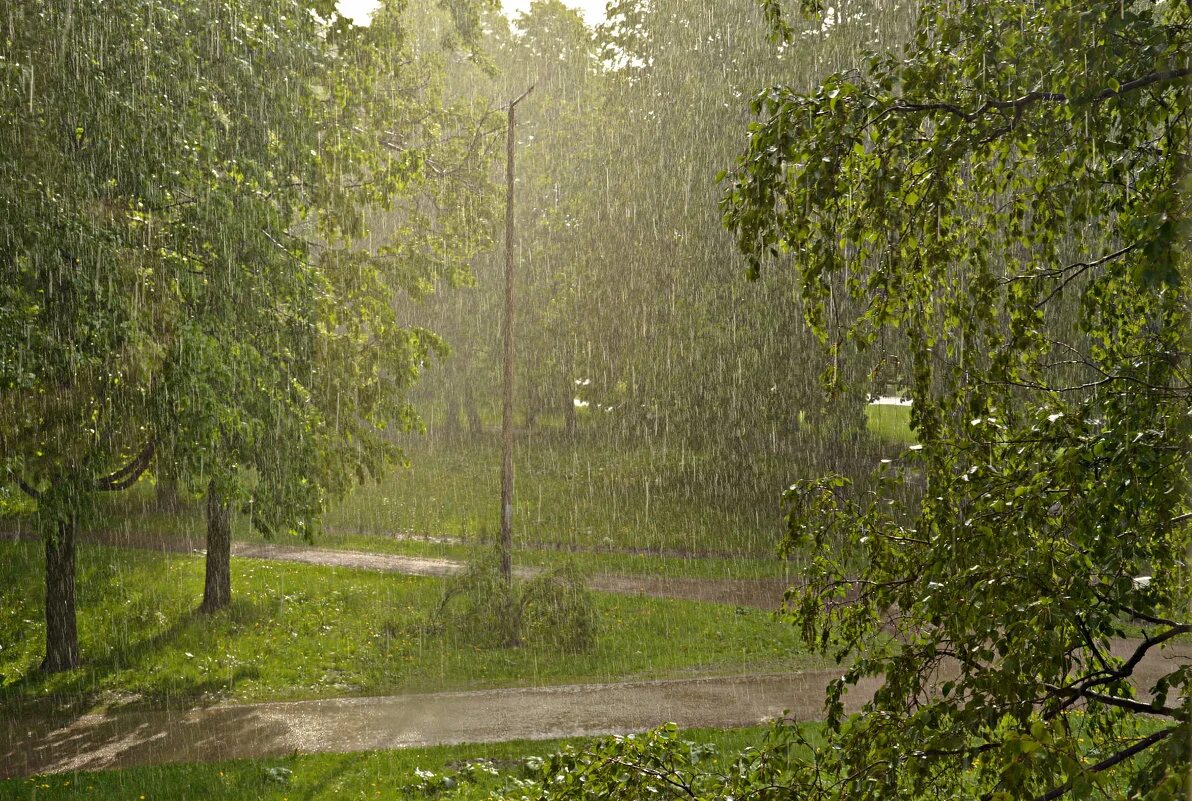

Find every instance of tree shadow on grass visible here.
[0,598,271,721]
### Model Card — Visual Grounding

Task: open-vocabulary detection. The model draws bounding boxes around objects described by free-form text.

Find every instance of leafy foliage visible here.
[517,722,831,801]
[520,563,598,653]
[716,0,1192,798]
[429,552,597,652]
[0,0,499,666]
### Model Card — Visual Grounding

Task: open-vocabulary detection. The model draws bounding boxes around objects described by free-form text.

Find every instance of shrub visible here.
[520,563,597,653]
[428,552,597,651]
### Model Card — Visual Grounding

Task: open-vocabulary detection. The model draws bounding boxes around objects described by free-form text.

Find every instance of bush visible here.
[520,563,597,653]
[428,552,597,652]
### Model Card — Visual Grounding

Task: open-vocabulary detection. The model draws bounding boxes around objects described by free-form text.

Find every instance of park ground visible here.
[0,407,916,793]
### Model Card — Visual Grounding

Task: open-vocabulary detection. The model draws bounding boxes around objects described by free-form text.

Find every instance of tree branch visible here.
[94,442,156,492]
[606,757,697,799]
[1073,616,1113,676]
[1033,244,1139,308]
[1080,690,1187,720]
[1032,726,1181,801]
[1072,626,1191,694]
[893,68,1192,122]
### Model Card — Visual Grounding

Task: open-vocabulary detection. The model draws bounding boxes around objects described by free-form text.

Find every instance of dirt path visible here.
[325,526,761,561]
[0,671,880,779]
[0,528,792,610]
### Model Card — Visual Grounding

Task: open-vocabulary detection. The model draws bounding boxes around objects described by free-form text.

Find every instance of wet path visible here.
[229,539,788,608]
[3,530,1186,780]
[0,528,792,610]
[0,671,880,778]
[3,637,1185,779]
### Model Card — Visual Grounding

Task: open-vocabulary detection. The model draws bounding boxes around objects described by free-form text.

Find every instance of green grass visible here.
[310,417,901,567]
[322,408,908,562]
[1,407,912,582]
[327,434,788,558]
[0,726,781,800]
[0,541,821,715]
[864,404,916,446]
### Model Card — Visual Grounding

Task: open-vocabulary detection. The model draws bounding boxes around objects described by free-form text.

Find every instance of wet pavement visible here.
[3,636,1185,779]
[0,671,879,778]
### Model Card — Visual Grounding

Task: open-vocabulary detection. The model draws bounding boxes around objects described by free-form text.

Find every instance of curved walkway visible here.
[1,671,879,778]
[3,636,1187,780]
[1,528,792,610]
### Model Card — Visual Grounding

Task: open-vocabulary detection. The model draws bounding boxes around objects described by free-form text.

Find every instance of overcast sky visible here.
[337,0,607,28]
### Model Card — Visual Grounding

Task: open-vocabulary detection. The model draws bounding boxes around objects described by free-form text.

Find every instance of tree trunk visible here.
[42,518,79,673]
[564,391,577,436]
[155,474,182,512]
[199,484,232,614]
[465,384,482,437]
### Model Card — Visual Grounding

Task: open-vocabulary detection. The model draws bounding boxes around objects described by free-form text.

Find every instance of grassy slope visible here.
[0,726,781,800]
[0,541,820,714]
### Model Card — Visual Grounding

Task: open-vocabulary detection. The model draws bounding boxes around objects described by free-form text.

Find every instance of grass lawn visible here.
[0,406,913,582]
[319,433,793,561]
[0,725,789,800]
[0,541,821,715]
[324,416,912,559]
[865,403,916,446]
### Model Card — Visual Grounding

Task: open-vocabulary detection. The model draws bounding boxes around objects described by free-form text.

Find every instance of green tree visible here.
[718,0,1191,797]
[155,0,499,615]
[0,0,495,666]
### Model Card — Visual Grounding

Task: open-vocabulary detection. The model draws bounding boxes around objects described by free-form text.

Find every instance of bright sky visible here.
[337,0,607,28]
[502,0,607,27]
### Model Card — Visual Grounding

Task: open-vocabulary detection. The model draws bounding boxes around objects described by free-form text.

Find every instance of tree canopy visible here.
[721,0,1191,797]
[0,0,496,668]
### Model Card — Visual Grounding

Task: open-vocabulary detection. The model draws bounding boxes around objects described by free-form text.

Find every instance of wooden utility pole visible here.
[500,86,533,588]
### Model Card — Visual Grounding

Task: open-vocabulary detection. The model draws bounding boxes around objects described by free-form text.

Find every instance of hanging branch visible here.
[94,441,156,492]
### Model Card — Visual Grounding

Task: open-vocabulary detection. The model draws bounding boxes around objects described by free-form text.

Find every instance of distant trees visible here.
[0,0,495,669]
[408,0,607,438]
[588,0,867,455]
[421,0,913,476]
